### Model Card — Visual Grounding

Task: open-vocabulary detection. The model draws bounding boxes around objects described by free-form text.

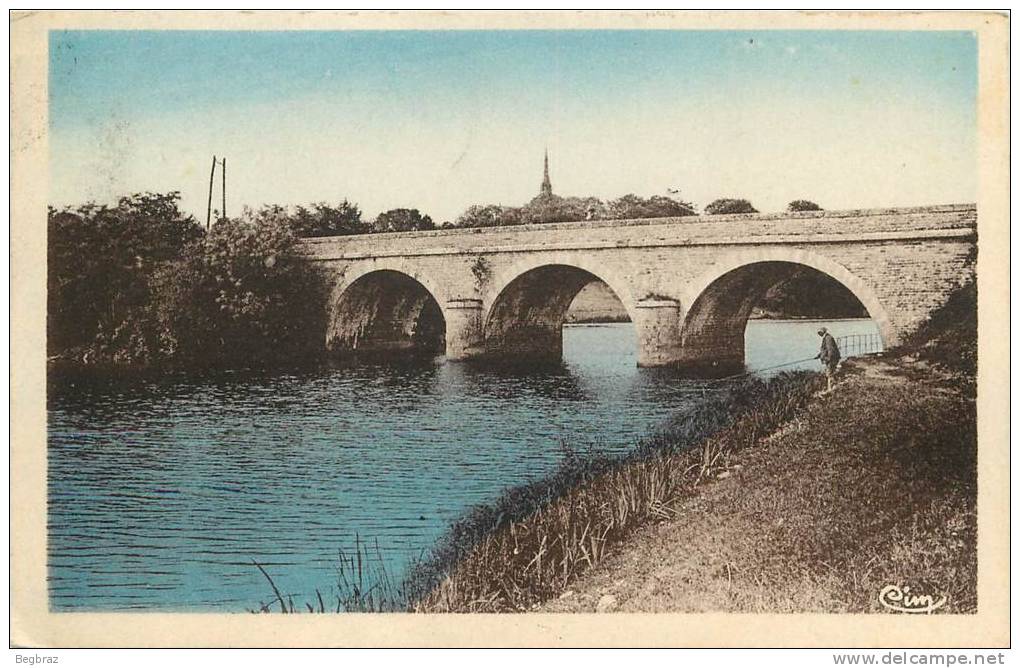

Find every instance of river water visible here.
[47,318,879,611]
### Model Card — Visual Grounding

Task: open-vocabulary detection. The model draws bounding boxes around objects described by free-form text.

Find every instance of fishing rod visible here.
[715,355,820,381]
[686,355,821,390]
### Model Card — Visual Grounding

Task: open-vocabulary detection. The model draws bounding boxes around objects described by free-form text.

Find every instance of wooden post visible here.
[206,155,217,229]
[221,157,227,221]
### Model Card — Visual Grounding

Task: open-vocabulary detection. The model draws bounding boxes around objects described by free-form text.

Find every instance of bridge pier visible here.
[634,299,682,367]
[444,298,484,361]
[483,325,563,363]
[676,319,746,375]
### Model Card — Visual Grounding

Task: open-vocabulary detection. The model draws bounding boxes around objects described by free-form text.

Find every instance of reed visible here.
[409,372,821,612]
[252,535,409,613]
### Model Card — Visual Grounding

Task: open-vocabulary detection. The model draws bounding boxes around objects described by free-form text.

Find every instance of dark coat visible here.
[819,332,841,367]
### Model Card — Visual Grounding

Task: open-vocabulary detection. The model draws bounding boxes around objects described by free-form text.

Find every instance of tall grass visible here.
[252,536,409,613]
[250,373,819,613]
[410,372,821,612]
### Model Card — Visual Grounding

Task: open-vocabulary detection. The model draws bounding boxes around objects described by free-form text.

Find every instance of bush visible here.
[154,207,330,367]
[455,205,523,228]
[372,208,435,232]
[48,194,330,369]
[519,195,602,224]
[705,198,758,215]
[290,200,369,237]
[788,200,823,212]
[606,194,697,219]
[47,192,203,364]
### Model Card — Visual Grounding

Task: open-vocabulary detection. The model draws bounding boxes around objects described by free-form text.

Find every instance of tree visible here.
[48,192,334,369]
[290,200,368,237]
[155,206,329,366]
[787,200,823,212]
[47,192,203,363]
[454,204,523,228]
[372,208,435,233]
[607,194,697,219]
[705,198,758,215]
[452,191,700,229]
[519,195,604,224]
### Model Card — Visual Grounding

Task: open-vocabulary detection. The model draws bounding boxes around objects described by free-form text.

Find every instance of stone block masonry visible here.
[302,204,976,368]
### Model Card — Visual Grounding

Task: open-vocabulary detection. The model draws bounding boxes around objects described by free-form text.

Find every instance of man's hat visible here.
[817,327,827,335]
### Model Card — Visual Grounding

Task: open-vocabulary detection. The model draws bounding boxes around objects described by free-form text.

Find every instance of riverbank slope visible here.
[418,282,977,613]
[543,355,976,613]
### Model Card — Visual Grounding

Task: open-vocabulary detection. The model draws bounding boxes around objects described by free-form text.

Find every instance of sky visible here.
[49,30,977,223]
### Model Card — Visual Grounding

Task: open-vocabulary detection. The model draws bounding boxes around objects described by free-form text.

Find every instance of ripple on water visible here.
[48,320,880,611]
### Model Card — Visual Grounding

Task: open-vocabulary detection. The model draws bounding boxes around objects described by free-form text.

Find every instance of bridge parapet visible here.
[302,204,975,261]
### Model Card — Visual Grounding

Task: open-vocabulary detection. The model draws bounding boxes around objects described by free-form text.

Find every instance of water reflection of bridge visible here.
[302,204,975,369]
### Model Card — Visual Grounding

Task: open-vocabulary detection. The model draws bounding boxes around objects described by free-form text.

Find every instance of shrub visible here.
[705,198,758,215]
[47,192,203,364]
[290,200,369,237]
[155,206,330,367]
[787,200,823,212]
[455,205,523,228]
[373,208,435,232]
[606,194,697,219]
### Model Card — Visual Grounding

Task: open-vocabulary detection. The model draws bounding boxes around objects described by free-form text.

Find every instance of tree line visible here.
[47,193,457,367]
[451,195,822,228]
[48,193,334,368]
[47,191,827,369]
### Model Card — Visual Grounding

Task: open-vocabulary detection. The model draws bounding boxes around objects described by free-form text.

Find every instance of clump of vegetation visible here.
[48,192,204,365]
[253,537,409,613]
[288,200,369,238]
[408,373,820,612]
[704,198,758,215]
[787,199,823,212]
[373,207,435,233]
[153,206,330,368]
[470,256,492,290]
[452,193,697,228]
[605,193,697,220]
[48,193,330,369]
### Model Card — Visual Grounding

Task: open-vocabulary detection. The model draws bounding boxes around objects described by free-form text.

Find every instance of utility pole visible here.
[206,155,217,230]
[221,157,227,221]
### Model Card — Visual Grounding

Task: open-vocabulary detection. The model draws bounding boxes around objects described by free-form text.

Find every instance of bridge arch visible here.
[482,256,636,362]
[327,264,446,357]
[483,253,639,316]
[678,247,896,371]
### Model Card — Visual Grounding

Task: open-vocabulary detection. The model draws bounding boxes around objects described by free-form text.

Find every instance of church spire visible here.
[540,148,553,197]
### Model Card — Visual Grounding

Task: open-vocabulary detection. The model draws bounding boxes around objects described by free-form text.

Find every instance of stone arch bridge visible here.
[301,204,976,370]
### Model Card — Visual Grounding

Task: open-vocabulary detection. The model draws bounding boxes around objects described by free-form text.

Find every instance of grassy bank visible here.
[248,372,819,613]
[543,358,976,613]
[411,373,823,612]
[414,283,977,614]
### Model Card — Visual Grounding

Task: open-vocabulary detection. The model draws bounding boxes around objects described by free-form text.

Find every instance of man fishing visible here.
[816,327,841,392]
